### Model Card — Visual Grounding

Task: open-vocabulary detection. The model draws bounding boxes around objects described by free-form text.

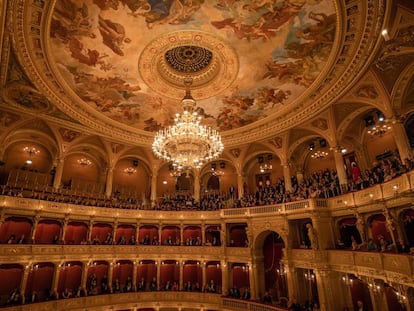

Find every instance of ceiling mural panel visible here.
[49,0,336,132]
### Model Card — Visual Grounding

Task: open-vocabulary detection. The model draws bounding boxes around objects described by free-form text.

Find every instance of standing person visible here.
[356,300,368,311]
[351,162,361,183]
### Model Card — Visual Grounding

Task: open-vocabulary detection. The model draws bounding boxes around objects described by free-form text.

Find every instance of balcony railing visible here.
[0,173,412,221]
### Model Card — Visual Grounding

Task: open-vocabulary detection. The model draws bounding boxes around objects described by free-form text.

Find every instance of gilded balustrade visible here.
[0,292,222,311]
[287,249,414,287]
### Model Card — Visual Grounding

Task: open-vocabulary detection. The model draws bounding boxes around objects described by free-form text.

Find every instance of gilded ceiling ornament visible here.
[311,118,328,131]
[0,110,20,127]
[354,85,378,99]
[269,137,282,149]
[230,148,241,158]
[59,128,81,142]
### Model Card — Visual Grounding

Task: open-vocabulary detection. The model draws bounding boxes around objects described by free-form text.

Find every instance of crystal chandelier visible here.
[311,150,328,159]
[152,78,223,170]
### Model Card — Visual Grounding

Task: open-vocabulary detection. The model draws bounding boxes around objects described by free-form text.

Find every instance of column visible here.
[333,148,348,191]
[158,223,162,245]
[150,173,157,205]
[179,260,183,290]
[105,166,114,197]
[53,158,64,190]
[61,217,69,243]
[132,261,138,291]
[202,261,206,288]
[108,262,114,293]
[221,221,227,246]
[31,215,40,243]
[20,264,31,304]
[194,170,200,201]
[180,223,184,246]
[282,163,292,192]
[52,263,62,298]
[221,260,228,295]
[237,174,244,199]
[136,222,140,244]
[314,269,333,311]
[392,119,412,161]
[248,262,257,300]
[156,260,161,290]
[285,265,299,302]
[87,220,94,242]
[81,262,89,292]
[112,221,118,244]
[366,278,387,311]
[201,222,205,245]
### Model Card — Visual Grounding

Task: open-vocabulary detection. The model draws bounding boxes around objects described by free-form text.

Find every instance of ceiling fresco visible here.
[49,0,336,132]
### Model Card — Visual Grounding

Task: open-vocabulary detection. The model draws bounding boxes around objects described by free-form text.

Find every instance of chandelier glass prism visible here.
[152,78,224,170]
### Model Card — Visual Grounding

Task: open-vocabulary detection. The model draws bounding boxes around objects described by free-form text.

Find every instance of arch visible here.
[0,263,23,306]
[0,216,32,244]
[137,260,157,291]
[57,261,82,297]
[159,260,179,290]
[183,225,202,246]
[34,219,62,244]
[113,260,134,292]
[183,260,202,291]
[25,262,54,302]
[115,224,136,245]
[87,260,110,295]
[64,221,88,245]
[90,223,113,245]
[161,225,180,245]
[253,230,286,301]
[139,225,158,245]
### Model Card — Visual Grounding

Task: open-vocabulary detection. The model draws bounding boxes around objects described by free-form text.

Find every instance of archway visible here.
[253,230,286,303]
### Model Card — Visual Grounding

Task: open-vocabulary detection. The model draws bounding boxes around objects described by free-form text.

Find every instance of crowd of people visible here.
[2,156,413,213]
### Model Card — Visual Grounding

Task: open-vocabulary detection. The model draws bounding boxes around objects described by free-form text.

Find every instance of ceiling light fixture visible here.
[77,158,92,166]
[152,77,223,170]
[367,120,391,136]
[124,167,137,175]
[211,168,224,177]
[311,150,328,159]
[23,146,40,156]
[259,163,273,173]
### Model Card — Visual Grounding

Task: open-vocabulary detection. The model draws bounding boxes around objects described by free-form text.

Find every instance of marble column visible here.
[194,170,200,201]
[81,261,89,292]
[221,261,228,295]
[333,148,348,191]
[392,119,412,161]
[150,173,158,205]
[108,262,114,293]
[52,263,62,298]
[237,174,244,199]
[53,158,64,190]
[20,264,31,304]
[282,163,292,192]
[105,167,114,198]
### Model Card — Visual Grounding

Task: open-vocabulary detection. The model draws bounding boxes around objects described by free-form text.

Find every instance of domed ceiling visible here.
[49,0,336,133]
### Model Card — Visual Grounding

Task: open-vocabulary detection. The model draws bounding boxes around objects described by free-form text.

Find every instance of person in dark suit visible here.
[356,300,368,311]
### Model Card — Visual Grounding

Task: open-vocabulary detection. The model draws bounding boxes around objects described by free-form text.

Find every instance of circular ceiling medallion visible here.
[138,31,239,100]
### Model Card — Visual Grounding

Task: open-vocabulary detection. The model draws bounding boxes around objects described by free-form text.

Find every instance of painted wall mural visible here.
[49,0,336,132]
